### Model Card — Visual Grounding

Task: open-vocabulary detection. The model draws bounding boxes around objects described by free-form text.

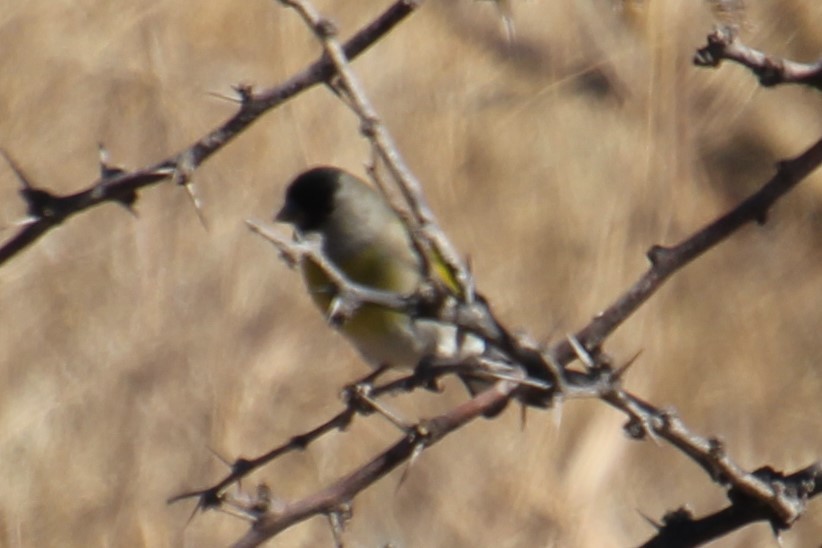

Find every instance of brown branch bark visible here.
[550,136,822,366]
[694,27,822,91]
[641,463,822,547]
[230,379,517,548]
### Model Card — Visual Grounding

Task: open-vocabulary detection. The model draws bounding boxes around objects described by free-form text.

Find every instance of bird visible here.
[275,166,495,401]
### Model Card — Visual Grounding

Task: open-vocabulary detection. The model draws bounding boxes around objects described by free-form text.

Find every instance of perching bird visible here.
[275,166,495,401]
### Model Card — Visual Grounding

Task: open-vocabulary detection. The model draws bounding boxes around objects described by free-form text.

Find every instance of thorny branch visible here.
[167,361,501,512]
[280,0,475,299]
[0,0,423,266]
[550,136,822,365]
[640,463,822,547]
[231,377,520,548]
[169,5,822,548]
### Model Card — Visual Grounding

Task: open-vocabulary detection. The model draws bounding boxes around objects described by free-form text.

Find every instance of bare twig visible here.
[694,27,822,91]
[246,218,413,319]
[280,0,474,300]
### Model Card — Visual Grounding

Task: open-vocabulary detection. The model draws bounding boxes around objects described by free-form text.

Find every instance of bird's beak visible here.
[275,203,297,224]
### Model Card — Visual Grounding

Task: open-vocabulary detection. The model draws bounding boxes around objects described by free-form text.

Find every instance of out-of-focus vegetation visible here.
[0,1,820,546]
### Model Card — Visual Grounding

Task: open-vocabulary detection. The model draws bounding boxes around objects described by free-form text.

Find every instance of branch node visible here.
[756,59,784,87]
[327,293,358,327]
[623,416,648,440]
[693,26,735,67]
[646,244,672,266]
[233,83,255,104]
[661,505,695,528]
[1,150,67,221]
[92,145,139,213]
[316,18,338,39]
[708,436,726,460]
[232,457,255,477]
[97,143,128,179]
[359,115,379,139]
[340,381,376,417]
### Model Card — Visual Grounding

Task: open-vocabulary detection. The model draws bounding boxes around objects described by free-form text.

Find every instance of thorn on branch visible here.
[735,464,818,518]
[399,420,434,465]
[613,350,641,381]
[19,187,64,221]
[661,505,695,529]
[111,188,139,214]
[2,149,34,190]
[1,151,67,221]
[340,380,378,417]
[181,486,222,512]
[232,457,256,477]
[233,83,255,105]
[174,150,208,228]
[708,437,726,460]
[646,244,673,266]
[327,293,360,327]
[566,334,595,370]
[756,59,786,87]
[625,403,665,445]
[218,482,279,522]
[315,18,338,39]
[206,445,234,468]
[95,144,138,213]
[623,416,649,440]
[397,437,426,489]
[97,143,127,179]
[327,502,352,546]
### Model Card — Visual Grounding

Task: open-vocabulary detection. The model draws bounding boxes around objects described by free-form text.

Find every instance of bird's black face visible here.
[276,167,341,232]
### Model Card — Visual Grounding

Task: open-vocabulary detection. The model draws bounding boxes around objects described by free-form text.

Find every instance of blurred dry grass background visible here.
[0,0,820,546]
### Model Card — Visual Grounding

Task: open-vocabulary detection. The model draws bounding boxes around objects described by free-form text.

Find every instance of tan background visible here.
[0,1,820,546]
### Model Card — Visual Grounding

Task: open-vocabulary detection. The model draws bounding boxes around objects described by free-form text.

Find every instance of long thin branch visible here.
[232,379,518,548]
[601,387,818,527]
[0,0,422,267]
[281,0,474,298]
[167,358,516,508]
[550,136,822,365]
[640,462,822,547]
